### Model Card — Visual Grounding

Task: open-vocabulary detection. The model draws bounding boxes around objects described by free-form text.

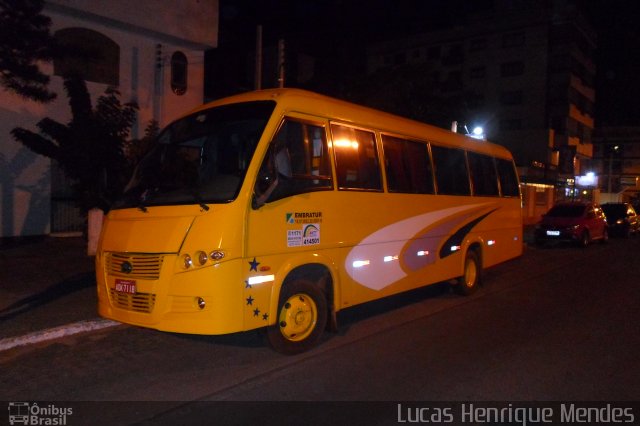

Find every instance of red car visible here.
[534,201,608,247]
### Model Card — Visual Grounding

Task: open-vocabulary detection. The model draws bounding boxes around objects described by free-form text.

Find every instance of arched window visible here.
[54,28,119,86]
[171,51,188,95]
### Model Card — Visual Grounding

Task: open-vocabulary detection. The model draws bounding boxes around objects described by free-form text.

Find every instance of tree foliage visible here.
[0,0,56,102]
[126,119,160,167]
[11,77,138,211]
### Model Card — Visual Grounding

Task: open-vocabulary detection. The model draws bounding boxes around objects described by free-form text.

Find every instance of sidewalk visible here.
[0,236,98,340]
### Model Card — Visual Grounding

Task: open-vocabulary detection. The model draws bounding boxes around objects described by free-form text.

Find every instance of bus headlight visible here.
[182,254,193,269]
[197,251,208,266]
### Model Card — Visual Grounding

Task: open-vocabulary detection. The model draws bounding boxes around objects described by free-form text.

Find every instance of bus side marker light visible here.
[248,274,275,285]
[210,250,225,261]
[197,297,206,309]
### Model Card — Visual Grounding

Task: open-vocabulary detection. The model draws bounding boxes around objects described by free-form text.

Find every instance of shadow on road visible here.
[0,272,95,321]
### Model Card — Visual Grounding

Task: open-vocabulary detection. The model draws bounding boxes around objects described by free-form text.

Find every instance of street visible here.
[1,236,640,424]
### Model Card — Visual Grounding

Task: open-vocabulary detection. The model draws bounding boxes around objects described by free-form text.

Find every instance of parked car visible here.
[601,202,640,237]
[534,201,608,247]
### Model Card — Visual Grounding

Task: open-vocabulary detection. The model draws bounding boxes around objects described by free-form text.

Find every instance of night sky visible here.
[215,0,640,127]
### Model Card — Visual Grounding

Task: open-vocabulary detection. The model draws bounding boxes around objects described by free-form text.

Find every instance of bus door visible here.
[244,115,334,329]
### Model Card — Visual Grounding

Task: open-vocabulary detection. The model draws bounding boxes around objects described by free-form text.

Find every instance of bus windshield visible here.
[114,101,276,210]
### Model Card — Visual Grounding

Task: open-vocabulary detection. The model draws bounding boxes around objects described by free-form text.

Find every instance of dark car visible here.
[601,202,640,237]
[535,201,608,247]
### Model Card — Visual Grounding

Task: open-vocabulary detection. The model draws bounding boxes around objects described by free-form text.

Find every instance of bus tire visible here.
[266,279,327,355]
[454,249,481,296]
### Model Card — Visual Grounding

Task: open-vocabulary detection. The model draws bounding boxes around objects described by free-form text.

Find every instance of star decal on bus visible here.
[249,257,260,271]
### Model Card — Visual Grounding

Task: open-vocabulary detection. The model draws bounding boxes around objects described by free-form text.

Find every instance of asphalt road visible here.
[1,236,639,425]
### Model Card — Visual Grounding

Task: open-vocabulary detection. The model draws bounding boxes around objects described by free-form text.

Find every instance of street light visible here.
[466,125,485,140]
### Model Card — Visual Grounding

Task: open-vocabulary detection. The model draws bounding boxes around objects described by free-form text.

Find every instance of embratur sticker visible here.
[286,212,323,224]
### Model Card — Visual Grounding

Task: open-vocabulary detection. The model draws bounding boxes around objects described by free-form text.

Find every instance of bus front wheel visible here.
[454,250,481,296]
[266,279,327,355]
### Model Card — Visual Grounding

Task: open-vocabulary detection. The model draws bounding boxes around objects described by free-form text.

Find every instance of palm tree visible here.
[0,0,57,102]
[11,76,138,211]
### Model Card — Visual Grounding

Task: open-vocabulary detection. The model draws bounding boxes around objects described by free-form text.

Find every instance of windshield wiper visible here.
[191,190,210,211]
[137,187,158,213]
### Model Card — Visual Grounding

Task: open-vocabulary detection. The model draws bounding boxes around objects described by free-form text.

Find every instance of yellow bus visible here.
[96,88,522,354]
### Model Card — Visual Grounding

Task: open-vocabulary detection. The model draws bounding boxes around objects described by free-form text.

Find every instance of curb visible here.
[0,318,120,353]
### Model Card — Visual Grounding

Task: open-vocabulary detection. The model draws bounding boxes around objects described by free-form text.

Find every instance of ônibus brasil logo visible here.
[8,402,73,425]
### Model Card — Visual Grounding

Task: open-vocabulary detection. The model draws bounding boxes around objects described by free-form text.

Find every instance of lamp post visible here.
[607,144,620,193]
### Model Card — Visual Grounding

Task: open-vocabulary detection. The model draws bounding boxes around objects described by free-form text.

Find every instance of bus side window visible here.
[431,145,470,196]
[496,158,520,197]
[382,134,434,194]
[331,123,382,191]
[468,151,499,196]
[256,118,332,204]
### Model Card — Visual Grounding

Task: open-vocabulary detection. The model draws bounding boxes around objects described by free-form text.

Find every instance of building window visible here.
[469,38,487,51]
[470,66,486,79]
[393,52,407,66]
[500,118,523,131]
[427,46,441,60]
[500,90,524,105]
[500,61,525,77]
[502,32,525,48]
[54,28,119,85]
[467,94,485,110]
[171,51,188,95]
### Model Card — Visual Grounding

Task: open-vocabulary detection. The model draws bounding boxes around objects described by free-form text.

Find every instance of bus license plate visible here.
[546,230,560,236]
[115,278,137,294]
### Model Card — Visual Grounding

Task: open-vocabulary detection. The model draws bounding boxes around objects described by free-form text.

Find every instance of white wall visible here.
[0,1,218,237]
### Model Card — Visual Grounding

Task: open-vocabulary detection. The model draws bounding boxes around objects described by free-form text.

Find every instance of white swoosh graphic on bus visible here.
[344,203,493,290]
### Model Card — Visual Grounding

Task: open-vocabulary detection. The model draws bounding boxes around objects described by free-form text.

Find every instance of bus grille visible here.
[106,253,164,280]
[109,288,156,313]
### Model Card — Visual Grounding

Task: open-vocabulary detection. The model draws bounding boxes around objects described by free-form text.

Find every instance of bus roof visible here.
[195,88,513,160]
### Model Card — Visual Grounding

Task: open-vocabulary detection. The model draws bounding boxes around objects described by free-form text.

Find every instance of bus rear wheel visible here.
[453,250,481,296]
[266,279,327,355]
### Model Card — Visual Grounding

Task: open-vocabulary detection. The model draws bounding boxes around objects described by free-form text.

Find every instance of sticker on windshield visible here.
[287,224,320,247]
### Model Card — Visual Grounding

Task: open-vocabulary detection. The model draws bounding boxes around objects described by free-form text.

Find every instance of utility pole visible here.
[278,39,285,88]
[255,25,262,90]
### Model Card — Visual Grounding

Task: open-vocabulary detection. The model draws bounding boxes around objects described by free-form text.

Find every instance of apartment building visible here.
[366,1,596,223]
